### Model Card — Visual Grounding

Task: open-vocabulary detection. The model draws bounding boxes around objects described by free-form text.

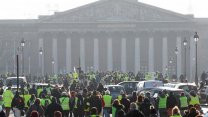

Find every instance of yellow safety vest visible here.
[158,96,167,109]
[180,96,188,108]
[117,95,122,101]
[59,97,70,110]
[3,90,14,107]
[40,98,51,107]
[37,88,43,98]
[20,94,31,107]
[189,96,200,105]
[103,95,112,107]
[170,115,182,117]
[46,87,51,95]
[74,97,78,109]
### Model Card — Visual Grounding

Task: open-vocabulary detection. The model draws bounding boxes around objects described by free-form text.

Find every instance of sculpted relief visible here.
[44,0,189,23]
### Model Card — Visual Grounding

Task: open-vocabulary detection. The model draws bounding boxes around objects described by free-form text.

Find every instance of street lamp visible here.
[175,47,179,79]
[39,47,43,76]
[183,38,188,79]
[52,59,55,75]
[20,38,25,76]
[194,32,199,86]
[39,47,43,55]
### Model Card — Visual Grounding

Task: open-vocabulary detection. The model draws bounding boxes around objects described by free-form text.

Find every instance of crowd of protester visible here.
[0,70,208,116]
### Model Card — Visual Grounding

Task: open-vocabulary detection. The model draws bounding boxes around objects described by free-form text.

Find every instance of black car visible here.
[117,81,139,95]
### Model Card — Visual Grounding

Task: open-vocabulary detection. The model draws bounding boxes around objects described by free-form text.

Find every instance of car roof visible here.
[104,85,122,87]
[30,83,49,86]
[7,77,26,79]
[139,80,163,83]
[156,86,184,91]
[174,83,196,86]
[117,81,140,84]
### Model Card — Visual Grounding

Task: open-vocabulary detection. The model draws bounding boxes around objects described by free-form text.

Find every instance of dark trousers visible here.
[159,109,167,117]
[73,108,84,117]
[63,110,69,117]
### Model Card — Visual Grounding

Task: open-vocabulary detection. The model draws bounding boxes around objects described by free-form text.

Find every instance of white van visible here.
[137,80,163,92]
[6,77,27,87]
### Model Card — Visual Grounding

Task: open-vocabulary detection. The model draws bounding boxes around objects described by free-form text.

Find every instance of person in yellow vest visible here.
[40,94,51,110]
[156,91,167,117]
[112,99,124,117]
[103,90,112,117]
[117,90,124,101]
[59,92,70,117]
[189,90,200,106]
[37,86,43,98]
[179,92,188,115]
[3,86,14,117]
[170,106,182,117]
[21,91,31,112]
[27,94,36,108]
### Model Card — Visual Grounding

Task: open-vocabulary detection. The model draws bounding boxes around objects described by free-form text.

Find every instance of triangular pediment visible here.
[39,0,193,23]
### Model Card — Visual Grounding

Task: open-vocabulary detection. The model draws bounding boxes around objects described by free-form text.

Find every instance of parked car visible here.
[5,77,27,87]
[104,85,125,100]
[117,81,139,95]
[164,82,197,93]
[139,87,188,99]
[137,80,163,92]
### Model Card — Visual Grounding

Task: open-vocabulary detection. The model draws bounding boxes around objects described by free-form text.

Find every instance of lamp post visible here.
[39,47,43,76]
[169,59,173,77]
[183,38,188,79]
[174,47,179,79]
[52,59,55,75]
[20,38,25,76]
[194,32,199,86]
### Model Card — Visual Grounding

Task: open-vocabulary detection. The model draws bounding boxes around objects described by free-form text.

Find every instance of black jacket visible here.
[167,94,178,108]
[45,102,63,117]
[140,99,151,117]
[89,95,102,113]
[51,88,61,99]
[29,88,37,97]
[125,110,144,117]
[0,110,6,117]
[11,96,24,110]
[120,98,130,113]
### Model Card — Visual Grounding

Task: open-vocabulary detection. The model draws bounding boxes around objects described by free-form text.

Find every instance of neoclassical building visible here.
[0,0,208,81]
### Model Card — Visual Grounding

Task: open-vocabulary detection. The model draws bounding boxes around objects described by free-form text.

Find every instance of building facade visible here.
[0,0,208,81]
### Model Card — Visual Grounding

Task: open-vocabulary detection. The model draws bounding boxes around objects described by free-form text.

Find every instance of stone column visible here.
[121,38,126,72]
[93,38,99,71]
[135,38,140,73]
[162,37,168,75]
[107,38,113,71]
[66,38,71,73]
[189,36,195,81]
[80,38,85,71]
[52,38,58,74]
[176,36,182,78]
[148,37,154,72]
[39,38,44,76]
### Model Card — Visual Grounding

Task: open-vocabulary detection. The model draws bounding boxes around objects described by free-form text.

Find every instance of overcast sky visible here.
[0,0,207,19]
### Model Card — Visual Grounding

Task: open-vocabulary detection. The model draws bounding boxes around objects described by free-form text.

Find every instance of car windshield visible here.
[144,81,163,88]
[178,85,197,92]
[6,79,25,86]
[108,86,123,92]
